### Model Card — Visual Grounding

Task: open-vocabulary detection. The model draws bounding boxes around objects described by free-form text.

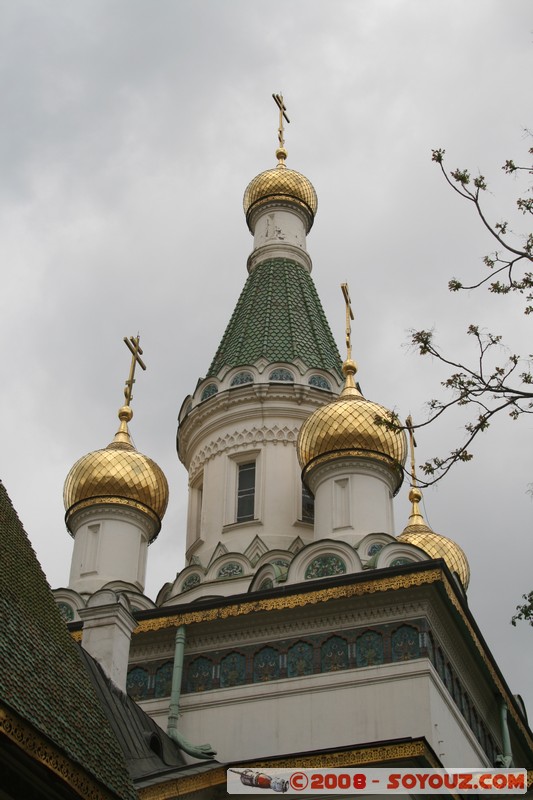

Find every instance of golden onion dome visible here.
[64,406,169,539]
[243,147,318,232]
[398,487,470,589]
[297,360,407,494]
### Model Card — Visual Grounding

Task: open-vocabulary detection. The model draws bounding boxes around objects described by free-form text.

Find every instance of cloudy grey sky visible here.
[1,0,532,715]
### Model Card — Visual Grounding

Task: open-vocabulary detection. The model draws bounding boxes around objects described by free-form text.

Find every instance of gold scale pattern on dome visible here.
[397,417,470,589]
[64,337,169,537]
[297,284,407,493]
[243,94,318,230]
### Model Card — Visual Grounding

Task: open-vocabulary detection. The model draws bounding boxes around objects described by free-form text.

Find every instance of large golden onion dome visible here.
[398,486,470,589]
[64,406,169,539]
[243,147,318,232]
[297,360,407,494]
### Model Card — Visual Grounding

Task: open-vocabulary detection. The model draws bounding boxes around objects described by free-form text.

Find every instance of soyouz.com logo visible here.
[227,767,528,794]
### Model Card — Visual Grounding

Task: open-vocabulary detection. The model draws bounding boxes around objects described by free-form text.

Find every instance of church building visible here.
[2,96,531,799]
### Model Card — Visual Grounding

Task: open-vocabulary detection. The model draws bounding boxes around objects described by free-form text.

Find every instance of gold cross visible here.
[272,93,290,149]
[123,335,146,407]
[405,415,418,486]
[341,283,355,360]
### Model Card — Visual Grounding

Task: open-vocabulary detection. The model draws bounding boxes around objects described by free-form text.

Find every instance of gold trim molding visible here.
[0,704,120,800]
[137,740,441,800]
[249,739,438,770]
[138,766,227,800]
[135,569,441,632]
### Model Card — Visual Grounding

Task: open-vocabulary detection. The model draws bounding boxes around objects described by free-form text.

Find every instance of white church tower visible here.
[166,96,346,602]
[60,337,169,600]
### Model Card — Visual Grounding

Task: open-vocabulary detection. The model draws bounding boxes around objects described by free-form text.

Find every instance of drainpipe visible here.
[167,625,216,759]
[495,702,513,768]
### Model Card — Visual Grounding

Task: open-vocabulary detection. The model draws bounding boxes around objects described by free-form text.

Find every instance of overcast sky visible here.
[1,0,532,717]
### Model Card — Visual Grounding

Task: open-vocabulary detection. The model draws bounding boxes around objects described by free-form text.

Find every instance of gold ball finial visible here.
[342,359,358,377]
[119,405,133,422]
[276,147,288,164]
[409,486,422,503]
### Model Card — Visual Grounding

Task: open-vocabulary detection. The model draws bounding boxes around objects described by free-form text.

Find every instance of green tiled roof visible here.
[207,258,343,379]
[0,480,136,800]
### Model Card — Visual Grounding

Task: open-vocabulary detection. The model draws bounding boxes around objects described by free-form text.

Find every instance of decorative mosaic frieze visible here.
[126,667,149,700]
[253,646,280,682]
[391,625,420,661]
[356,630,384,667]
[305,555,346,580]
[57,601,75,622]
[154,661,173,698]
[220,652,246,688]
[187,656,213,693]
[181,573,201,592]
[217,562,244,579]
[128,616,499,766]
[287,641,313,677]
[321,636,349,672]
[188,424,300,480]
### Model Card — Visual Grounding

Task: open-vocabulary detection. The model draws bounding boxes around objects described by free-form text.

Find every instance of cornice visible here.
[133,569,441,632]
[179,385,333,463]
[241,738,440,769]
[127,565,533,753]
[188,423,301,480]
[184,601,429,652]
[68,500,158,539]
[137,740,444,800]
[138,766,226,800]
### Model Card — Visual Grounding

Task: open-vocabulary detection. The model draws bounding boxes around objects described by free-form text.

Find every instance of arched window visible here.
[230,371,254,387]
[181,573,201,592]
[200,383,218,401]
[269,368,294,382]
[301,484,314,523]
[309,375,331,391]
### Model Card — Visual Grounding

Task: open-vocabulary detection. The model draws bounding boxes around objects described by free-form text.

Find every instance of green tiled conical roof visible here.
[207,258,343,379]
[0,479,136,800]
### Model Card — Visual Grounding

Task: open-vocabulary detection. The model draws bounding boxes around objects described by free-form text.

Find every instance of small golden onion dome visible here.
[243,149,318,232]
[297,360,407,494]
[64,406,169,539]
[398,487,470,589]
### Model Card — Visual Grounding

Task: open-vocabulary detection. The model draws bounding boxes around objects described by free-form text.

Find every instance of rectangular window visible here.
[302,484,315,523]
[81,523,100,575]
[237,462,255,522]
[333,477,350,529]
